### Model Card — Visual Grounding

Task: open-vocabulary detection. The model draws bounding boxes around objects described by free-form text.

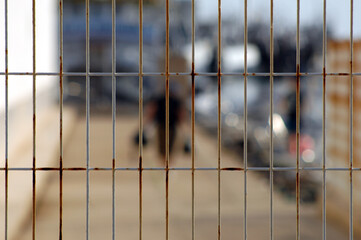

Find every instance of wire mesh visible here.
[1,0,360,239]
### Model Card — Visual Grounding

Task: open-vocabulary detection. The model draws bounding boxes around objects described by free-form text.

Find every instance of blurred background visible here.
[0,0,361,239]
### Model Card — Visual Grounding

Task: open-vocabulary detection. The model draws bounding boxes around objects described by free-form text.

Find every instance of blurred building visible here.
[326,40,361,238]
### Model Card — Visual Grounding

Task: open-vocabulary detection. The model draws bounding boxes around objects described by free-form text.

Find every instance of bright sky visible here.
[197,0,361,39]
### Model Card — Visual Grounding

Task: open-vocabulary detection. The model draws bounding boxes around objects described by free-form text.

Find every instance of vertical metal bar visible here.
[165,0,170,239]
[4,0,8,238]
[85,0,90,239]
[217,0,222,239]
[321,1,327,240]
[269,0,274,239]
[111,0,116,239]
[349,1,354,239]
[59,0,64,238]
[32,0,37,238]
[243,0,248,239]
[138,0,143,238]
[191,0,195,238]
[296,0,301,239]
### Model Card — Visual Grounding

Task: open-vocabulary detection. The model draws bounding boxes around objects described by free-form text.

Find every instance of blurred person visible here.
[284,80,305,135]
[133,84,190,164]
[283,79,309,156]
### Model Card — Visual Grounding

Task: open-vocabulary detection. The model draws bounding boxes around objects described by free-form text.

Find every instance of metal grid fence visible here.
[1,0,360,240]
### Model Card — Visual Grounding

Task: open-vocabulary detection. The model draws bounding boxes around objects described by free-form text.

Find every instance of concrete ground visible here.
[14,107,348,240]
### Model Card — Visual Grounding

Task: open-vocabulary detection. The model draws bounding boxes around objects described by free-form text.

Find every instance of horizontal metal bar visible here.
[2,167,361,171]
[1,72,361,77]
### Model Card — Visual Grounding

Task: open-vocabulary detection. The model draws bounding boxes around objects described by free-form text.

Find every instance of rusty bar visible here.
[64,168,87,171]
[4,0,8,238]
[191,0,195,238]
[296,0,301,239]
[349,1,354,239]
[165,0,170,239]
[3,166,361,172]
[269,0,274,239]
[138,0,143,238]
[59,0,64,238]
[32,0,37,238]
[85,0,90,239]
[243,0,248,239]
[2,71,361,77]
[322,0,327,240]
[217,0,222,239]
[111,0,116,239]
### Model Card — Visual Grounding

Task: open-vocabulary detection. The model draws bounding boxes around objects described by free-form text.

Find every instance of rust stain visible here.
[5,49,8,74]
[165,169,169,239]
[32,157,36,240]
[59,155,63,239]
[63,168,87,171]
[165,0,170,229]
[138,155,143,239]
[60,56,63,76]
[93,167,109,171]
[296,63,300,238]
[86,2,89,18]
[59,157,63,176]
[296,64,300,79]
[296,171,300,218]
[138,156,143,171]
[326,72,351,76]
[59,61,63,146]
[221,167,244,171]
[36,167,59,171]
[5,158,8,239]
[350,60,353,72]
[350,168,353,179]
[323,67,326,89]
[60,119,63,145]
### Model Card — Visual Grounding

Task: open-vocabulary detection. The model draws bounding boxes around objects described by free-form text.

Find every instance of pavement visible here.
[0,104,77,240]
[8,105,348,240]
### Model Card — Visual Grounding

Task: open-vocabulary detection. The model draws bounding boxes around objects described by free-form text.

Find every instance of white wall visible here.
[0,0,58,112]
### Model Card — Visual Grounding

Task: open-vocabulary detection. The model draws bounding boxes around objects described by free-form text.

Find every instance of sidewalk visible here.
[0,104,77,240]
[15,113,347,239]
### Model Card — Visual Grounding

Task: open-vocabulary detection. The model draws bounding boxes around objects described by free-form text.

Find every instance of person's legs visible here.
[157,125,176,164]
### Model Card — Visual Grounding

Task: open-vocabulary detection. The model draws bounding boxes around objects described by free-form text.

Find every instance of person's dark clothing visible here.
[154,95,182,156]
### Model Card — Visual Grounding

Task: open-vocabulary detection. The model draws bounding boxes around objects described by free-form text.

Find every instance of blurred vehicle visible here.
[190,23,323,201]
[194,78,261,147]
[194,77,322,202]
[250,110,321,202]
[182,42,261,94]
